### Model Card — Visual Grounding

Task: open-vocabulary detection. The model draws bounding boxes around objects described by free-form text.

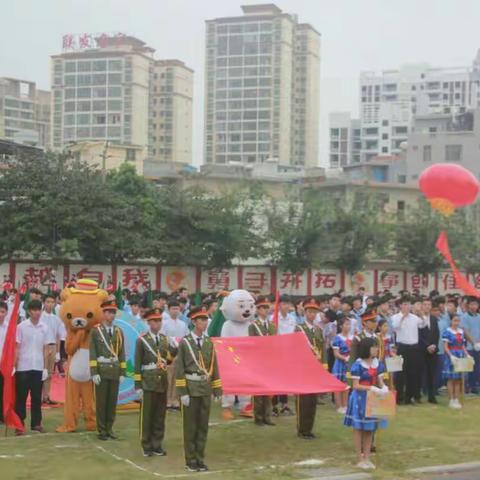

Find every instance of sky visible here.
[2,0,479,166]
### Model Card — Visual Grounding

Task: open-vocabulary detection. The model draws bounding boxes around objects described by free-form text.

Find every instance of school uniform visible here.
[0,320,8,422]
[15,320,49,429]
[442,328,467,381]
[344,358,388,431]
[332,334,353,383]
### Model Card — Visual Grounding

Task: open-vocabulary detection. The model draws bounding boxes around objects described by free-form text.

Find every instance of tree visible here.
[394,200,444,274]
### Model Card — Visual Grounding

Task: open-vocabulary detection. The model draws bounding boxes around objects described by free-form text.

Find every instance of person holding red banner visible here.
[248,295,276,427]
[344,337,388,470]
[295,298,324,439]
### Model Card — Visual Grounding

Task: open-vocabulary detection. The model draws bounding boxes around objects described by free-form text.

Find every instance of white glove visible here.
[474,342,480,352]
[168,337,179,348]
[55,352,60,362]
[92,374,101,385]
[119,375,125,384]
[180,395,190,407]
[11,367,16,377]
[370,386,382,395]
[41,369,48,381]
[136,389,143,400]
[380,385,389,394]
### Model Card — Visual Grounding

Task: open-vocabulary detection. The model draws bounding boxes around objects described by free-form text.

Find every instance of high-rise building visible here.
[329,112,360,168]
[358,56,480,163]
[150,60,193,164]
[51,33,193,165]
[329,51,480,169]
[0,77,51,148]
[204,4,320,167]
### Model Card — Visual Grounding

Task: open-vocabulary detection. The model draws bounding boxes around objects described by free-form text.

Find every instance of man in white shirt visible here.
[271,295,295,415]
[15,299,49,434]
[40,294,66,405]
[392,296,426,405]
[161,300,189,410]
[0,301,9,423]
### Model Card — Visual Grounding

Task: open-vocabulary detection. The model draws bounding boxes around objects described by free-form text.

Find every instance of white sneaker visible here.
[364,460,376,470]
[449,399,456,409]
[356,461,369,469]
[337,407,347,414]
[453,399,462,409]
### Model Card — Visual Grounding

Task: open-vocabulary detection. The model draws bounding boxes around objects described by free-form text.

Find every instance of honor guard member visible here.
[175,306,222,472]
[248,295,276,427]
[134,308,177,457]
[295,298,325,439]
[90,300,126,440]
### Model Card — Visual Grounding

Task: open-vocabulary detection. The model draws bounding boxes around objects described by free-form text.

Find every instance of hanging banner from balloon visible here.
[419,163,480,216]
[435,231,480,297]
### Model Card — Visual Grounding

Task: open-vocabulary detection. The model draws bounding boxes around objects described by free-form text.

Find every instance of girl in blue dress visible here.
[332,317,352,414]
[344,337,388,470]
[442,314,469,409]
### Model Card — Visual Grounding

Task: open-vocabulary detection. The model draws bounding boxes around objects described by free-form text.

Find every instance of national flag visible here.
[212,332,346,395]
[0,293,24,431]
[193,291,202,307]
[271,290,280,331]
[436,231,480,296]
[207,296,226,338]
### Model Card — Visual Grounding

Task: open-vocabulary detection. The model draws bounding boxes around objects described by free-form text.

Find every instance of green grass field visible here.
[0,394,478,480]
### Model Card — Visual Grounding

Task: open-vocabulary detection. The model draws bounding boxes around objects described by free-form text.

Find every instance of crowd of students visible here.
[0,283,477,472]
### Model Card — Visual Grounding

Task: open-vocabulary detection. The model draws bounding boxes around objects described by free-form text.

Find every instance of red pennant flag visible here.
[212,332,346,395]
[0,294,24,432]
[271,290,280,331]
[436,231,480,297]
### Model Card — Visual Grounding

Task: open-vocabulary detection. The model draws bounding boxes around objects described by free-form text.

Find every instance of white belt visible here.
[97,356,118,364]
[186,373,208,381]
[141,363,158,371]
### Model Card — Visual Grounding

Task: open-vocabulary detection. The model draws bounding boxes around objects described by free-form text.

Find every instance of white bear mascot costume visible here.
[220,289,256,419]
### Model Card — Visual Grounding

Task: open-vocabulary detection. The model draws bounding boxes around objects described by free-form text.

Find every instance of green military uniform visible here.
[350,330,378,366]
[175,333,222,467]
[89,323,126,437]
[248,317,276,425]
[295,322,324,437]
[134,331,177,453]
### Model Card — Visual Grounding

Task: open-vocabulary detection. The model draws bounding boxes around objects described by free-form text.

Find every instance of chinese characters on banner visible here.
[3,264,478,296]
[69,265,112,287]
[161,267,196,293]
[276,270,308,296]
[200,268,238,293]
[311,269,341,294]
[15,263,58,290]
[118,265,156,293]
[376,271,404,294]
[241,267,271,295]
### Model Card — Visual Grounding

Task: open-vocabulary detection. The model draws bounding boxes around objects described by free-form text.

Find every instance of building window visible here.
[382,120,389,126]
[126,149,136,161]
[423,145,432,162]
[397,200,405,221]
[445,144,462,162]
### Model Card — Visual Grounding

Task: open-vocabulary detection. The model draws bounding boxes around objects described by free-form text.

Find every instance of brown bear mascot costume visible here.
[56,279,108,432]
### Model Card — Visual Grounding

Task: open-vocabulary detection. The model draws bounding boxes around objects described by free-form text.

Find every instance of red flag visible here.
[0,294,24,431]
[212,332,346,395]
[271,290,280,331]
[436,231,480,297]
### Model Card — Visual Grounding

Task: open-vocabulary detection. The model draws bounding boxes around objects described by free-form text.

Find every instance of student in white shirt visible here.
[40,294,66,404]
[161,300,189,410]
[272,295,295,416]
[392,296,426,405]
[0,301,9,423]
[15,299,49,434]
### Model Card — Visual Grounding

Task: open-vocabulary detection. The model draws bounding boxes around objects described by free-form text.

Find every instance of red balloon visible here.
[419,163,480,215]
